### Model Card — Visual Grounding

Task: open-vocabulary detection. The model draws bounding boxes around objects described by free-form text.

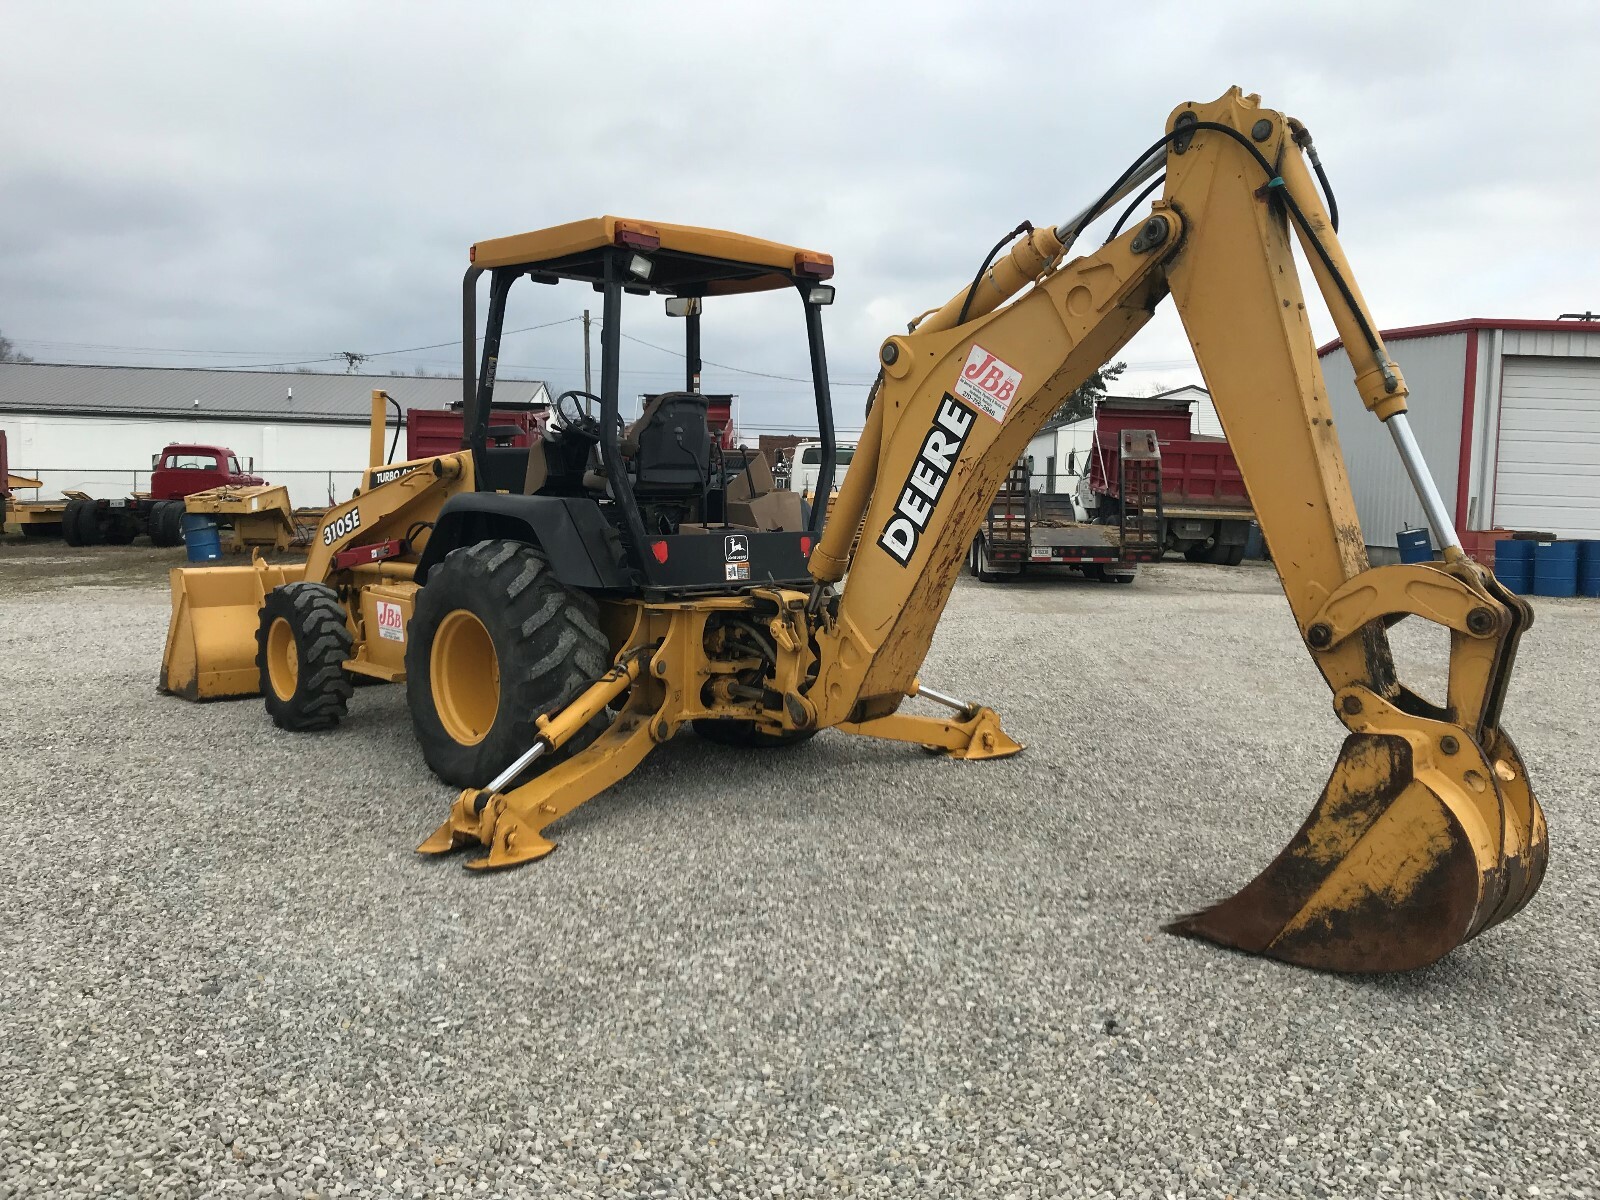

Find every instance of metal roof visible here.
[1317,317,1600,357]
[0,362,550,424]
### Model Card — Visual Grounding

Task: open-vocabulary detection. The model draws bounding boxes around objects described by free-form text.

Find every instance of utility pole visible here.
[582,309,592,394]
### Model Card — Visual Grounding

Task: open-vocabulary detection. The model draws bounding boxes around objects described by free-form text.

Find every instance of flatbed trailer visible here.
[971,432,1163,583]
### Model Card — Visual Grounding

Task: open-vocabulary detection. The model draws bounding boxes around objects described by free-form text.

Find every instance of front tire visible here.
[405,539,610,788]
[256,582,354,731]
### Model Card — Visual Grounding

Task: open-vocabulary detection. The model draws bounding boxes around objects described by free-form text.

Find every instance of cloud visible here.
[4,0,1597,432]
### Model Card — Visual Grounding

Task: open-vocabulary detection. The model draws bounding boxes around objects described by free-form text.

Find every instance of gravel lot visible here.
[2,541,1597,1199]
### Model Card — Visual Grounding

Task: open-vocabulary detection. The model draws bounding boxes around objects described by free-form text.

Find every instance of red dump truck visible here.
[405,402,551,460]
[1089,396,1253,564]
[406,395,732,460]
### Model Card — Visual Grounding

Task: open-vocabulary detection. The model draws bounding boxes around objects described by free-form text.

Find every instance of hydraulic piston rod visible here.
[1385,410,1464,555]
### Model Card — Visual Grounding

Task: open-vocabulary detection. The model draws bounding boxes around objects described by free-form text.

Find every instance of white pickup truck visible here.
[784,440,856,496]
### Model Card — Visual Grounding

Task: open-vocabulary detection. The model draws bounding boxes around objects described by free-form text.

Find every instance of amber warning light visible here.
[794,252,834,280]
[614,221,662,252]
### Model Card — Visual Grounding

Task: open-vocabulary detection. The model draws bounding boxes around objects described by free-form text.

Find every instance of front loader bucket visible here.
[1167,730,1548,973]
[159,562,305,700]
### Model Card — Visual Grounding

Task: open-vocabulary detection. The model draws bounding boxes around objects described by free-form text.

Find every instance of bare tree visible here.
[0,330,35,363]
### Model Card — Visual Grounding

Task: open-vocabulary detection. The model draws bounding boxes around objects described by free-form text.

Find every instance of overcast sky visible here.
[5,1,1598,438]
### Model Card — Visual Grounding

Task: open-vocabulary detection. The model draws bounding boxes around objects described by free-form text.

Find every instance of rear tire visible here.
[975,539,1011,583]
[256,582,355,731]
[405,539,610,788]
[20,524,52,539]
[62,500,85,547]
[149,501,184,547]
[1183,543,1210,563]
[75,502,105,546]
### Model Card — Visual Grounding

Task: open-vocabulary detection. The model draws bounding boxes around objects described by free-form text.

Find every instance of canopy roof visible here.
[469,216,833,296]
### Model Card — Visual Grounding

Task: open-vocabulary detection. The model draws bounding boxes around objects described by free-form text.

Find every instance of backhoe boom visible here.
[401,88,1546,973]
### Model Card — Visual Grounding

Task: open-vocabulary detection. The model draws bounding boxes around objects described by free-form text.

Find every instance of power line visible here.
[11,316,587,373]
[614,330,878,388]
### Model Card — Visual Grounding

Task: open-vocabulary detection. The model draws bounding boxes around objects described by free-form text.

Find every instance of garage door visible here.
[1492,356,1600,537]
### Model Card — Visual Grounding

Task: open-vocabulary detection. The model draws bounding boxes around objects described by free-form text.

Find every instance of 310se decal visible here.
[876,395,975,566]
[322,508,362,545]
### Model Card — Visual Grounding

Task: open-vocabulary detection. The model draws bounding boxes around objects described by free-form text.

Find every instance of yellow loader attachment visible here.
[184,484,309,552]
[160,561,306,700]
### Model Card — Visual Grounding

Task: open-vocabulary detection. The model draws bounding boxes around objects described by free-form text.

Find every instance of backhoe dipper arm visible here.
[808,88,1545,973]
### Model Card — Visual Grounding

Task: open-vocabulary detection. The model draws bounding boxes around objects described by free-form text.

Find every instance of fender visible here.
[416,493,632,590]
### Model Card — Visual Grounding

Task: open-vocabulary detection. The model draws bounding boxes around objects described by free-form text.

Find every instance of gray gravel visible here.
[2,542,1597,1199]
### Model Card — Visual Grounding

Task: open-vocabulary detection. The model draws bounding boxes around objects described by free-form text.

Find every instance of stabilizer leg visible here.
[837,706,1023,760]
[418,708,662,869]
[417,650,660,869]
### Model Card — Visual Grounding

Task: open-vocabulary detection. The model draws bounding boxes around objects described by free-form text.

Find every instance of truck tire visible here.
[405,539,610,788]
[1205,541,1242,566]
[103,515,137,545]
[147,501,169,546]
[256,582,355,732]
[150,501,184,547]
[75,501,105,546]
[1183,543,1210,563]
[62,500,85,547]
[975,539,1013,584]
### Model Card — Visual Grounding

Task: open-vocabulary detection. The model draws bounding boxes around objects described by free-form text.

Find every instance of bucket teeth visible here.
[1167,730,1548,974]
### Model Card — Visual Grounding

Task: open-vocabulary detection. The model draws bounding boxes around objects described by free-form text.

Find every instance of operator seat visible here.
[626,391,711,497]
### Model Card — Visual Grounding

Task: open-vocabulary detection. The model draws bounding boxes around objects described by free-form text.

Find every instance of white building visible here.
[1318,317,1600,556]
[0,363,549,508]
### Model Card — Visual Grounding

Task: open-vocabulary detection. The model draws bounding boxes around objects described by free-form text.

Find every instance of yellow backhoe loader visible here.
[162,88,1546,973]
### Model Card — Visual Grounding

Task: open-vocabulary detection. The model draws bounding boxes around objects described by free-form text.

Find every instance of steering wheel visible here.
[554,389,606,441]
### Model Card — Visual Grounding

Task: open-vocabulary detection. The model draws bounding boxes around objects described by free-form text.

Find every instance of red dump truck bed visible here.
[405,405,551,460]
[1090,397,1253,564]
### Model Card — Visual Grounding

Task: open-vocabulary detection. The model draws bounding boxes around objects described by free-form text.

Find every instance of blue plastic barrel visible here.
[1494,539,1534,593]
[1396,527,1433,564]
[181,513,222,563]
[1243,522,1266,560]
[1578,540,1600,599]
[1532,540,1578,597]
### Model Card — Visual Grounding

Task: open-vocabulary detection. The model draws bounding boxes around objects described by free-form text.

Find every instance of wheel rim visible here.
[266,616,299,700]
[431,609,500,747]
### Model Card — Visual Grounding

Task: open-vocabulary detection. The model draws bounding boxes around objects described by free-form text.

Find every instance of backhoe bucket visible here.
[160,562,306,700]
[1167,729,1547,973]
